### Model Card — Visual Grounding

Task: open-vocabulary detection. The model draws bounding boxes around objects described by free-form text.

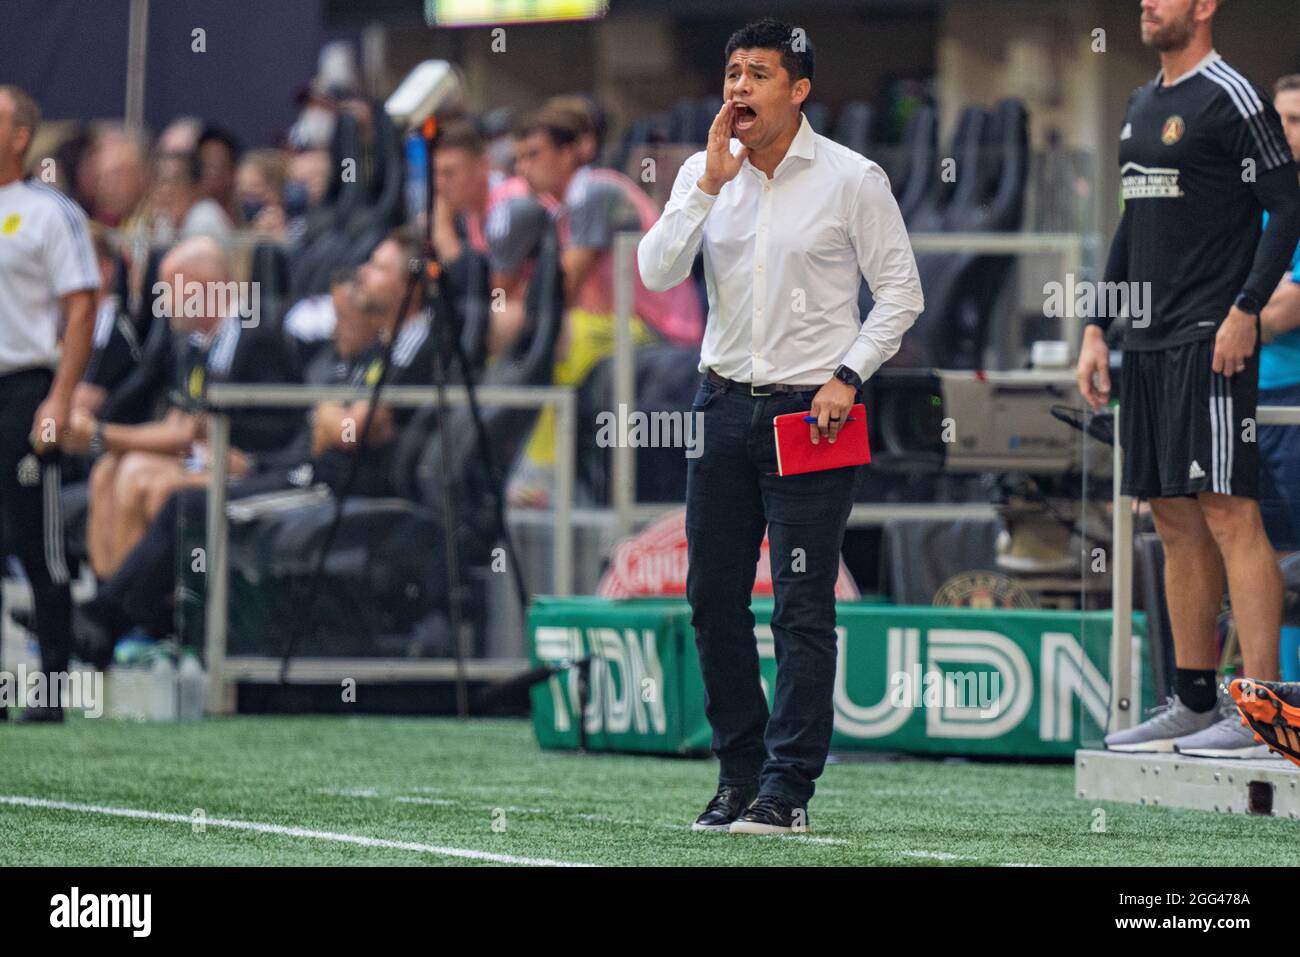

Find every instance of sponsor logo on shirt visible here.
[1121,161,1184,199]
[1,213,20,235]
[1120,123,1133,141]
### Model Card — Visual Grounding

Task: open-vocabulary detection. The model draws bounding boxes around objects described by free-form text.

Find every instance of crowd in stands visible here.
[21,52,706,660]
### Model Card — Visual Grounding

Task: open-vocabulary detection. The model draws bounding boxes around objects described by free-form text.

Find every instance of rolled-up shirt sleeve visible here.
[637,152,715,292]
[840,165,924,381]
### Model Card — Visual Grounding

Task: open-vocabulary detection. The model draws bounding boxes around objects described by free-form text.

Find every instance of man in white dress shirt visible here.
[638,18,923,834]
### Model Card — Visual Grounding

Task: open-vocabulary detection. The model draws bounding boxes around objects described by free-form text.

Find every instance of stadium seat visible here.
[891,103,937,225]
[880,516,1004,604]
[574,344,703,505]
[803,102,831,136]
[889,99,1029,369]
[248,242,291,330]
[288,112,369,300]
[832,100,874,155]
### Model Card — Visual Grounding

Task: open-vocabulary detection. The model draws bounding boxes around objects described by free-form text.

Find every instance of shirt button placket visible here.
[753,179,771,383]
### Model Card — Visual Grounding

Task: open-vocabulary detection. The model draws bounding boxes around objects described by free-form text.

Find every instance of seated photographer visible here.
[64,236,300,578]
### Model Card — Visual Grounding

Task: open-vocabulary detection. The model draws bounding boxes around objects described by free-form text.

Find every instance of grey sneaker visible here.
[1103,695,1217,752]
[1174,694,1282,759]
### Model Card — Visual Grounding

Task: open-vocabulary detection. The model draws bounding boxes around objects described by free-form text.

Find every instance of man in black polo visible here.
[639,19,922,832]
[1077,0,1300,756]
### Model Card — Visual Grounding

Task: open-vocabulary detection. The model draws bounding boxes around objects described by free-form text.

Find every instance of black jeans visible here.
[684,373,859,805]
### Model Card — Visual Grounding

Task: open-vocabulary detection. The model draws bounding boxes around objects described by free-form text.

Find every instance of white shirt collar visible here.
[731,112,817,179]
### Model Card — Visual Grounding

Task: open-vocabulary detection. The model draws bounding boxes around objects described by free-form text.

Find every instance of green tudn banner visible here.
[529,597,1150,759]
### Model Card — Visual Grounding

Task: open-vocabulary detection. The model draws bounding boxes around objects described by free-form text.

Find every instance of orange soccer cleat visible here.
[1229,678,1300,768]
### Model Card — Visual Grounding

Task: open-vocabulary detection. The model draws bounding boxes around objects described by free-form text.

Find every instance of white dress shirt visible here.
[638,112,923,386]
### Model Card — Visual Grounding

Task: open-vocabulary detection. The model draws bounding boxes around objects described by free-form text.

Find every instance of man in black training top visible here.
[1077,0,1300,756]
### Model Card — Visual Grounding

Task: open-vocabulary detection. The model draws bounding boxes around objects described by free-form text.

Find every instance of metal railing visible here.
[201,381,576,713]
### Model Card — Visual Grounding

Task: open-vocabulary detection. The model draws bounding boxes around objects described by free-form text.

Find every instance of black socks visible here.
[1175,667,1217,713]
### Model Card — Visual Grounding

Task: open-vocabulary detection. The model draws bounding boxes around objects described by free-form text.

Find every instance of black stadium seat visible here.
[886,99,1029,370]
[289,111,371,300]
[833,100,873,155]
[892,104,937,225]
[802,101,831,136]
[248,242,290,330]
[575,344,704,505]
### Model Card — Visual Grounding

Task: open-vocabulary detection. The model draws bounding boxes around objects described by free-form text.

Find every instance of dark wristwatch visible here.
[88,422,106,458]
[833,364,862,389]
[1234,291,1264,317]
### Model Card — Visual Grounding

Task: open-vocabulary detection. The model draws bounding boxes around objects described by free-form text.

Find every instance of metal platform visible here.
[1075,749,1300,818]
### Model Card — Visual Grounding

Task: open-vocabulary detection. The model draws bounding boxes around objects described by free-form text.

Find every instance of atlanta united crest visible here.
[933,571,1035,609]
[1161,115,1185,146]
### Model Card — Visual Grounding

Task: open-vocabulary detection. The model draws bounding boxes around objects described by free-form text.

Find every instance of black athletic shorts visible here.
[1119,328,1260,500]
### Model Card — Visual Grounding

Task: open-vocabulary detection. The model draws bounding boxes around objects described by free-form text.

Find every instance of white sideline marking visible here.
[0,795,594,868]
[899,849,976,861]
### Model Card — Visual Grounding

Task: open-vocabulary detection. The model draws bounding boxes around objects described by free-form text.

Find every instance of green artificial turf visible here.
[1,715,1297,866]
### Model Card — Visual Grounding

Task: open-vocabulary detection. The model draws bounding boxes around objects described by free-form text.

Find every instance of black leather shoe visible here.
[729,793,808,834]
[692,783,758,832]
[16,706,64,724]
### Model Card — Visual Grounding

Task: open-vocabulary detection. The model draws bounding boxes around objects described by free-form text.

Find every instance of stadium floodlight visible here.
[383,60,465,128]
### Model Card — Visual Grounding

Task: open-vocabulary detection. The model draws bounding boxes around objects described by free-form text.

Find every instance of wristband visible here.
[88,423,105,458]
[1235,291,1264,316]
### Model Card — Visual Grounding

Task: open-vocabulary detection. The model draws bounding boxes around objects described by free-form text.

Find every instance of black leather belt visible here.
[705,368,823,396]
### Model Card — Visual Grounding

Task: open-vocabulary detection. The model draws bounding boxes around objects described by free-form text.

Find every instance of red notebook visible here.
[772,403,871,476]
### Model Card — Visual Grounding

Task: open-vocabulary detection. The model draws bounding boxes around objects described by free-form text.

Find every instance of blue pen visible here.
[802,415,856,423]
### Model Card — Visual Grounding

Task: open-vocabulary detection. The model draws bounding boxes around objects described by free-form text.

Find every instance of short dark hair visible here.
[546,94,606,154]
[1276,74,1300,96]
[197,125,242,161]
[724,18,814,85]
[438,119,484,156]
[512,106,586,150]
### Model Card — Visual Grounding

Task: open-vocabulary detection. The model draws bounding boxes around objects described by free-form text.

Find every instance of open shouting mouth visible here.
[733,102,758,134]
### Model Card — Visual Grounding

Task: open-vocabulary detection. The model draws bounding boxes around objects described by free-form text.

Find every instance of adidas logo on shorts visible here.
[1189,460,1205,479]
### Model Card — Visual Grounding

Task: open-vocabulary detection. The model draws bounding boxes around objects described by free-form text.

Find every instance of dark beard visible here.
[1143,14,1196,52]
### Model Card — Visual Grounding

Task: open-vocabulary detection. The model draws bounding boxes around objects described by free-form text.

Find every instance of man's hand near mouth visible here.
[698,99,751,195]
